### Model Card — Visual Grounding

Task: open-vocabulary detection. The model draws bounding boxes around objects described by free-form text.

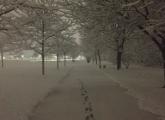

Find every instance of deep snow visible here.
[28,62,159,120]
[102,61,165,120]
[0,60,73,120]
[0,60,164,120]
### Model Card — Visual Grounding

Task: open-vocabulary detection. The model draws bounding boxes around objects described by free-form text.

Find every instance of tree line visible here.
[0,0,165,86]
[0,0,80,75]
[60,0,165,87]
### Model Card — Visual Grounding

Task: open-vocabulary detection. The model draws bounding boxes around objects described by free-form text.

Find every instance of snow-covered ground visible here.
[0,60,164,120]
[102,61,165,120]
[0,60,73,120]
[25,61,160,120]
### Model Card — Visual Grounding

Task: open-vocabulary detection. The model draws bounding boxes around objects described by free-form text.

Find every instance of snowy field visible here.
[0,60,73,120]
[0,60,165,120]
[102,62,165,120]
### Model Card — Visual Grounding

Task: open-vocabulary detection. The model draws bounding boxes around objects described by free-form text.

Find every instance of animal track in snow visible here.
[79,80,96,120]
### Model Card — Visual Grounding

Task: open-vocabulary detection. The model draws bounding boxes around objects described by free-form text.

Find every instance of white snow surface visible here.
[0,60,165,120]
[0,60,72,120]
[102,61,165,120]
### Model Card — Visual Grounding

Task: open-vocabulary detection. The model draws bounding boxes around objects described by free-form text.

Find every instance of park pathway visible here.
[29,62,160,120]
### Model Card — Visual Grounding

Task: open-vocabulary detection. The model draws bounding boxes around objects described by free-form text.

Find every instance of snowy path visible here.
[0,61,73,120]
[28,62,160,120]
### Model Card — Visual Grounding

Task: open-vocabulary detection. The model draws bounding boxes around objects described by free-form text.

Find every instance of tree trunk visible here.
[117,50,122,70]
[116,39,122,70]
[63,52,66,66]
[57,52,60,70]
[95,51,98,65]
[41,44,45,75]
[0,47,4,68]
[116,36,125,70]
[41,19,45,75]
[138,26,165,87]
[161,49,165,88]
[163,60,165,88]
[97,49,102,69]
[56,38,60,70]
